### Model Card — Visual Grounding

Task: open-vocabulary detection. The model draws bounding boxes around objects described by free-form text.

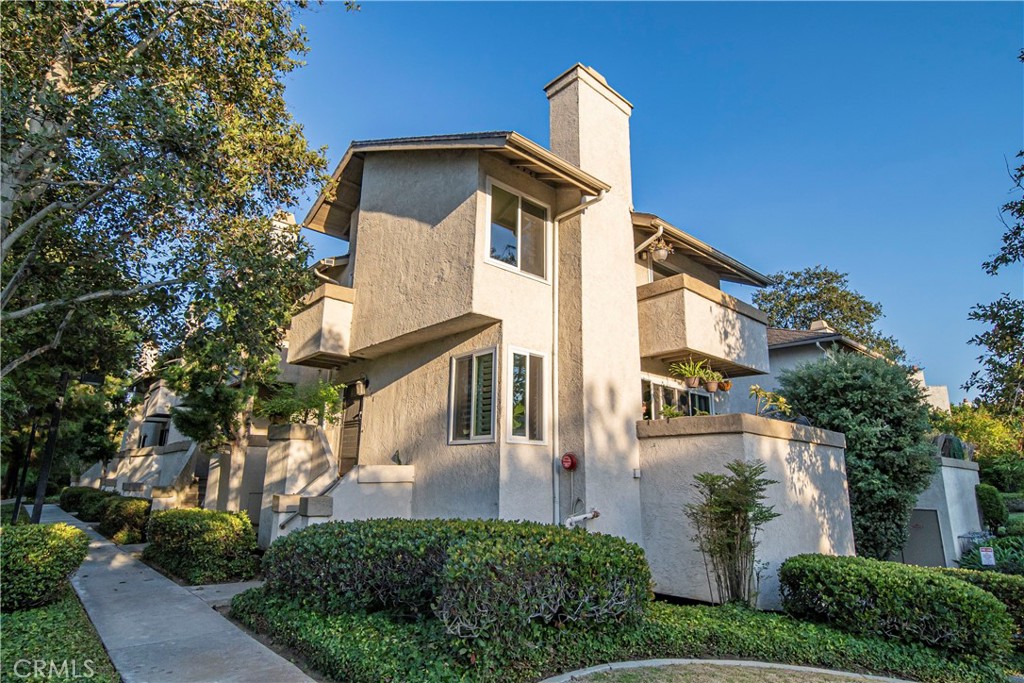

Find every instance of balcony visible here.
[637,273,769,376]
[287,284,356,368]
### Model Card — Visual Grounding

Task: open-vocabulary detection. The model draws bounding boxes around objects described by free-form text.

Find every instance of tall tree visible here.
[1,1,333,378]
[965,51,1024,416]
[752,266,906,362]
[778,353,936,560]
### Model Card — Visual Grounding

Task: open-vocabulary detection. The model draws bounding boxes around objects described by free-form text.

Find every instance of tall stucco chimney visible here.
[545,64,634,205]
[545,65,644,544]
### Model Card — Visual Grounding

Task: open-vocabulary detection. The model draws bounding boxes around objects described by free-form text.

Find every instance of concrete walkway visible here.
[38,505,311,683]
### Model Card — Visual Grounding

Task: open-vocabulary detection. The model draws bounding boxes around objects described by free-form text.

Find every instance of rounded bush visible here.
[263,518,652,642]
[77,490,120,522]
[59,486,100,512]
[779,553,1013,656]
[98,497,151,544]
[143,508,259,584]
[1,523,89,611]
[938,567,1024,648]
[977,483,1009,531]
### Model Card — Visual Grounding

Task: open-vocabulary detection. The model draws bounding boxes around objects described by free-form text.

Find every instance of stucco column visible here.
[546,65,644,543]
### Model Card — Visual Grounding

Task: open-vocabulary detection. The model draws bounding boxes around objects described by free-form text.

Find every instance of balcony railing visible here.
[637,273,769,376]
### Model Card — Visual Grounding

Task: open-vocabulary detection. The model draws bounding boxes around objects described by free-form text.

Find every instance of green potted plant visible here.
[669,358,708,389]
[719,374,732,392]
[703,369,723,393]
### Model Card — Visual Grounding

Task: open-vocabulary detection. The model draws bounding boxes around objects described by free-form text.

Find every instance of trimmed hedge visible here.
[435,531,649,641]
[779,554,1013,656]
[262,518,651,640]
[98,496,151,544]
[1,523,89,611]
[143,508,259,584]
[1003,492,1024,513]
[59,486,100,512]
[979,483,1010,531]
[78,490,121,522]
[938,567,1024,647]
[231,587,1003,683]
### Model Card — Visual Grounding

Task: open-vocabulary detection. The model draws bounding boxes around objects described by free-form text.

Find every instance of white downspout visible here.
[551,190,606,525]
[633,222,664,255]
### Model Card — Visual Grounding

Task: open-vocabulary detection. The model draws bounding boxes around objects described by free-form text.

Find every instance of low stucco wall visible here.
[909,457,982,567]
[638,413,854,610]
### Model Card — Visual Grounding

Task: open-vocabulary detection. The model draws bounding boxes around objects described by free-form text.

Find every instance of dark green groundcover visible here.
[231,587,1005,683]
[1,587,119,683]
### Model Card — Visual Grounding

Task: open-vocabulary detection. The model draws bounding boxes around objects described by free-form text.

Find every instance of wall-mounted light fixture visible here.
[649,237,674,262]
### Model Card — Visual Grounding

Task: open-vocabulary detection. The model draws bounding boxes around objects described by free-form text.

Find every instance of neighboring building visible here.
[107,65,857,608]
[729,320,952,414]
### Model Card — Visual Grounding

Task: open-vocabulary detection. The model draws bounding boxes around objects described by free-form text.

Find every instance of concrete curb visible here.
[539,658,914,683]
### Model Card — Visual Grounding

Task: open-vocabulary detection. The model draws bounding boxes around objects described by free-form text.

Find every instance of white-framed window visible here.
[449,348,496,443]
[485,178,550,281]
[508,347,546,444]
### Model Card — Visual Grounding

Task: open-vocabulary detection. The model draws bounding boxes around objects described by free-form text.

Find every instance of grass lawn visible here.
[586,664,875,683]
[1,587,119,683]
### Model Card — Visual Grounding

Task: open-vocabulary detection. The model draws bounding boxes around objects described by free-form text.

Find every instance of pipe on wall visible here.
[551,190,606,525]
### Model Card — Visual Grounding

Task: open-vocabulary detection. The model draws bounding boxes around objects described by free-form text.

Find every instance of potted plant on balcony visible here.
[669,358,708,389]
[703,369,722,393]
[719,375,733,392]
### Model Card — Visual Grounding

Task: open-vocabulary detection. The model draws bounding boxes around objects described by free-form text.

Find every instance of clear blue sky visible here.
[284,1,1023,403]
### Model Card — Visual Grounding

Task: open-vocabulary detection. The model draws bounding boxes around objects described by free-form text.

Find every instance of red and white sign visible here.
[561,453,578,471]
[980,547,996,566]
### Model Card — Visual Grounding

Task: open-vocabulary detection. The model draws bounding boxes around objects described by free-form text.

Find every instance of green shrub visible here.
[979,483,1010,531]
[959,535,1024,575]
[434,527,650,641]
[937,567,1024,647]
[98,496,151,544]
[1002,492,1024,513]
[77,490,120,521]
[143,508,259,584]
[1003,517,1024,537]
[231,587,1002,683]
[779,553,1013,656]
[263,518,652,639]
[980,455,1024,493]
[777,353,936,559]
[59,486,101,512]
[1,523,89,611]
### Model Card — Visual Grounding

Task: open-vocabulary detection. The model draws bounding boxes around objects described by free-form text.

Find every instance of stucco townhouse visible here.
[97,65,860,608]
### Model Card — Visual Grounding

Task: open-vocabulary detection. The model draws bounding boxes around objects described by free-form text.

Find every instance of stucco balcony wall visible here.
[637,413,854,610]
[286,284,356,368]
[637,274,769,375]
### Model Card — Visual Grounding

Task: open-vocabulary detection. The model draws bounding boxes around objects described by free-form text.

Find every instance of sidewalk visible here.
[37,504,312,683]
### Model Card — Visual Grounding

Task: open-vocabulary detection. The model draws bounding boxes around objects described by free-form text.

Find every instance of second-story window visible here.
[450,349,496,443]
[488,183,547,279]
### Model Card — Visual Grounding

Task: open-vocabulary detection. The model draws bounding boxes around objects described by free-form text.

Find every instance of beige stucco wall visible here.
[547,66,644,543]
[337,325,502,520]
[910,457,982,567]
[287,285,355,366]
[638,414,854,610]
[637,274,770,374]
[350,150,480,353]
[474,154,558,523]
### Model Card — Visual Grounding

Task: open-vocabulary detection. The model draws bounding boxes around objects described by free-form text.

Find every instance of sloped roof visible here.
[304,131,610,238]
[632,212,773,287]
[767,327,869,354]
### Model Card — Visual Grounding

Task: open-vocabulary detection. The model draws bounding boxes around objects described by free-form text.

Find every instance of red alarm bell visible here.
[561,452,578,471]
